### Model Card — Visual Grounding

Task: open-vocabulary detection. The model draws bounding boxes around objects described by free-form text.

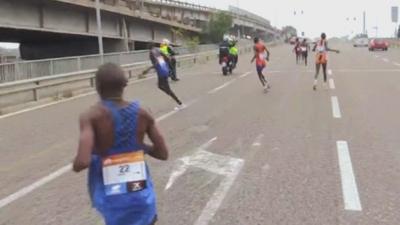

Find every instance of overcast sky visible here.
[193,0,400,38]
[1,0,399,49]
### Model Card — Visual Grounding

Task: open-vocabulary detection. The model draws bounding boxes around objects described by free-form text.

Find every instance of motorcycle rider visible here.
[229,38,239,69]
[160,39,179,81]
[219,36,231,65]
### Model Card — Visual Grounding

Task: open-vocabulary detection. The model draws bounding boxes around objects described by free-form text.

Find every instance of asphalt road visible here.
[0,42,399,225]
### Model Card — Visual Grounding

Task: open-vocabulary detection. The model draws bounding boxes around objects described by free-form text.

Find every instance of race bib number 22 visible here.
[102,151,147,196]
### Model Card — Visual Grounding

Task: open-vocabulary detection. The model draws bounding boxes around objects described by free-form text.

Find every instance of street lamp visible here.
[95,0,104,63]
[293,10,305,37]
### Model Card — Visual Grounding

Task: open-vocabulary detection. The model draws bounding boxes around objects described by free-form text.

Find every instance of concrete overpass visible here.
[0,0,277,59]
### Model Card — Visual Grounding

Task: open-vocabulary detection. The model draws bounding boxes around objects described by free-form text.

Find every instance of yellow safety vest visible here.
[160,45,170,56]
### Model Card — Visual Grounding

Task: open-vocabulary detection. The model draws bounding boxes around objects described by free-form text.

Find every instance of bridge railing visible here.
[143,0,216,12]
[0,44,217,84]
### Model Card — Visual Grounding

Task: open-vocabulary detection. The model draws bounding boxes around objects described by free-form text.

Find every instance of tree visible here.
[281,26,298,42]
[204,12,233,43]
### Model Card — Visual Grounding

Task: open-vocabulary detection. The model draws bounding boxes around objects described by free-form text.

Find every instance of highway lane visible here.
[0,43,399,225]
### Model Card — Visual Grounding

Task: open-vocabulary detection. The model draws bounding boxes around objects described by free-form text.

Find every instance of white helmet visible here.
[162,39,170,45]
[223,35,230,42]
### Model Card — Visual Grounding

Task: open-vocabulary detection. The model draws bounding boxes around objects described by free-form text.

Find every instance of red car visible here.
[369,39,389,51]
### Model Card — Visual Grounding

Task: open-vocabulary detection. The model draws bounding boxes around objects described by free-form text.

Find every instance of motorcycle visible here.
[221,56,233,76]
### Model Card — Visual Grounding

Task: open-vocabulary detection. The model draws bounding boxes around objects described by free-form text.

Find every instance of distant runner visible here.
[143,43,185,110]
[73,63,169,225]
[293,38,301,64]
[251,37,270,91]
[312,33,340,90]
[300,39,310,66]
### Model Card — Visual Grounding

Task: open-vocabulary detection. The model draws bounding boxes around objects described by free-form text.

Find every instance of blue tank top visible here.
[88,100,157,225]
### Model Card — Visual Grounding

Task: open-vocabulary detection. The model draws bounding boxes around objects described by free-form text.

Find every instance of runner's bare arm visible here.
[266,48,270,61]
[312,43,317,52]
[73,113,95,172]
[143,110,169,160]
[326,42,340,53]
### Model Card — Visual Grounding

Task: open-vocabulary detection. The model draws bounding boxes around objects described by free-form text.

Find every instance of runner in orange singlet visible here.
[251,37,270,91]
[312,33,340,90]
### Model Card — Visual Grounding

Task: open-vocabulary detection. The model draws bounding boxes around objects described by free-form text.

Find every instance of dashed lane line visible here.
[331,96,342,118]
[329,79,336,90]
[337,141,362,211]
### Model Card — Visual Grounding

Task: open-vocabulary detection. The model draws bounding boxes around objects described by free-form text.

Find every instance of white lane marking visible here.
[329,78,336,90]
[0,100,196,209]
[0,76,157,120]
[374,55,380,58]
[0,164,72,209]
[165,137,218,190]
[194,160,242,225]
[331,96,342,118]
[393,62,400,67]
[0,69,210,120]
[208,79,236,94]
[382,58,389,62]
[0,92,95,120]
[155,99,197,122]
[239,71,252,78]
[328,69,333,76]
[252,134,264,147]
[337,141,362,211]
[165,138,244,225]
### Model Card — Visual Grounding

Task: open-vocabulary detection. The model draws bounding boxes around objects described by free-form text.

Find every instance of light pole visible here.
[95,0,104,63]
[293,10,305,37]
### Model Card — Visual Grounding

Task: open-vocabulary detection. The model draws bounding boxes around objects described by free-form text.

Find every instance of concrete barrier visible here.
[0,46,253,114]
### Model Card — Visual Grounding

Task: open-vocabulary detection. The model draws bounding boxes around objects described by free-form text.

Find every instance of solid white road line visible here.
[0,69,209,120]
[329,78,336,90]
[0,164,72,209]
[0,101,195,209]
[239,71,252,78]
[337,141,362,211]
[0,92,95,120]
[331,96,342,118]
[208,79,236,94]
[0,75,159,120]
[393,62,400,67]
[328,69,333,76]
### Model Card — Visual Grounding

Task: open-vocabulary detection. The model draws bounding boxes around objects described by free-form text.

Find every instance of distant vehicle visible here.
[369,39,389,51]
[353,34,369,47]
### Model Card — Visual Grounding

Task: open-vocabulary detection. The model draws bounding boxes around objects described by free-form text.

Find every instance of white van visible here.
[353,34,369,47]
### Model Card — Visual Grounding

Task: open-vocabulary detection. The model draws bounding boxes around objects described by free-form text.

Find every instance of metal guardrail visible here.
[0,44,217,84]
[0,45,253,112]
[143,0,216,12]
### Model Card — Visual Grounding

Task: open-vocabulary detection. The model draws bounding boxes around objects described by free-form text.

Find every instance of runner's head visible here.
[321,33,327,40]
[95,63,128,99]
[254,37,260,44]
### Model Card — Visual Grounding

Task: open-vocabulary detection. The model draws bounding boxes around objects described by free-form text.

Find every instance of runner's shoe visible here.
[174,103,187,111]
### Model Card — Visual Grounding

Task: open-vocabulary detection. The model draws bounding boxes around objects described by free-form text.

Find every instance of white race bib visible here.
[102,151,147,196]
